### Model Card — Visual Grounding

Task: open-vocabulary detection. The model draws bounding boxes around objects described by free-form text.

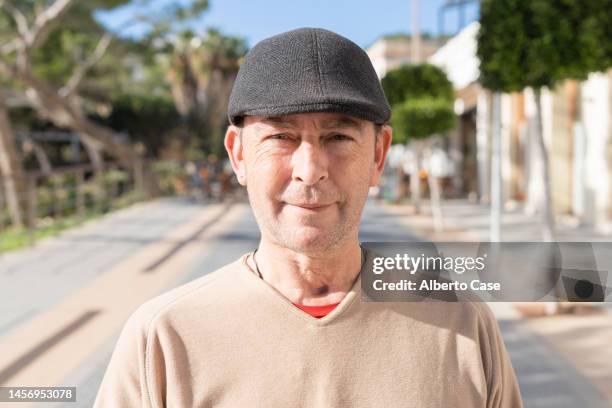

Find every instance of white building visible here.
[426,22,612,231]
[366,35,441,79]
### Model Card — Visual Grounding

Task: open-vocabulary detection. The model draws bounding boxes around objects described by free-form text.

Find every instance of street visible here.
[0,197,610,407]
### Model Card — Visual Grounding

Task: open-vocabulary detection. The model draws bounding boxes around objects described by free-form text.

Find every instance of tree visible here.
[0,0,213,162]
[382,63,455,219]
[0,0,141,169]
[391,98,455,143]
[0,89,26,227]
[477,0,612,242]
[0,0,215,219]
[96,92,181,158]
[382,64,454,111]
[164,28,247,156]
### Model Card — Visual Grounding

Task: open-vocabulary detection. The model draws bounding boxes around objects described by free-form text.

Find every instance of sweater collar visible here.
[239,249,368,326]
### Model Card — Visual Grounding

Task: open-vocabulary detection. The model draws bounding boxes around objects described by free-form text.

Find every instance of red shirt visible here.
[293,302,340,318]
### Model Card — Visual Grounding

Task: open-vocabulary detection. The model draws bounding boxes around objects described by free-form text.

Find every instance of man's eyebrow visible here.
[257,115,364,131]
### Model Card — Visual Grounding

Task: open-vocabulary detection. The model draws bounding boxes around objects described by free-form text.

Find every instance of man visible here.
[94,28,522,407]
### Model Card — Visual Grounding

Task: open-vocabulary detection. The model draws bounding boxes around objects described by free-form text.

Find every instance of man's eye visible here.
[329,134,352,141]
[269,133,290,140]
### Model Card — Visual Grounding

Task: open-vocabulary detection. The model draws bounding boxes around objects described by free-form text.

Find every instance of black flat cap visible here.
[228,27,391,125]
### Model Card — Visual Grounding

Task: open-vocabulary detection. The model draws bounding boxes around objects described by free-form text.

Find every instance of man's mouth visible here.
[285,202,334,211]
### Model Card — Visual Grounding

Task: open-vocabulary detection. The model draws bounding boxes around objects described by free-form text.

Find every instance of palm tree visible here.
[165,29,247,154]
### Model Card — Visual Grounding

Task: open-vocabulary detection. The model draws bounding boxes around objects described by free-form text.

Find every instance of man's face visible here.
[225,112,391,254]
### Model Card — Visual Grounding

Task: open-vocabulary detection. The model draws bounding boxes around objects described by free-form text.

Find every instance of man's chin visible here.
[281,226,341,253]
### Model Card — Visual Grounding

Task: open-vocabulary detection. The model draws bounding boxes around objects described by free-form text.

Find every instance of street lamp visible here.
[438,0,480,38]
[411,0,421,63]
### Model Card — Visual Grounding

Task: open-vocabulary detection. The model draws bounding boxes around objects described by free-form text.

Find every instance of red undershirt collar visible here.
[292,302,341,318]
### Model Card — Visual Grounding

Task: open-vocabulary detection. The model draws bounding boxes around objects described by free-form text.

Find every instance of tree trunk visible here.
[82,139,105,177]
[395,166,405,202]
[533,88,555,242]
[565,80,579,215]
[26,138,52,176]
[490,92,502,242]
[139,159,161,198]
[426,142,444,232]
[0,94,26,228]
[18,69,139,168]
[411,140,422,214]
[534,88,557,315]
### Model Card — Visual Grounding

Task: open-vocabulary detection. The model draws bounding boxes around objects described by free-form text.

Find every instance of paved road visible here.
[0,197,609,407]
[0,197,207,337]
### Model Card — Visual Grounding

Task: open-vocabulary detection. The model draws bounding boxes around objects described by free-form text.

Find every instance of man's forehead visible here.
[245,113,367,131]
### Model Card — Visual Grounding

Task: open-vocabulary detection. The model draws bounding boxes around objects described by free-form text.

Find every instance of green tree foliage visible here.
[382,64,455,144]
[477,0,612,92]
[94,93,181,157]
[391,98,455,143]
[1,0,242,159]
[29,11,127,92]
[18,0,211,101]
[382,63,454,106]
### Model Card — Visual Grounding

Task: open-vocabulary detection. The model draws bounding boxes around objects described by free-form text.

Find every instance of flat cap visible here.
[228,27,391,125]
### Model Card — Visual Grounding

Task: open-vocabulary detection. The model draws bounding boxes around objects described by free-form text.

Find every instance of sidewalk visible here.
[0,197,213,336]
[381,198,612,407]
[0,196,251,407]
[380,198,612,242]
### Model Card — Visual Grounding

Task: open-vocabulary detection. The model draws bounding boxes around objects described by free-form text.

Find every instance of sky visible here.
[97,0,480,49]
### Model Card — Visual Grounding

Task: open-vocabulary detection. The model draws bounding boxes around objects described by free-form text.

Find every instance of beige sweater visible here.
[94,251,523,407]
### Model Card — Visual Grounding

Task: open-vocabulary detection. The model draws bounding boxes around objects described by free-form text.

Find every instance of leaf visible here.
[477,0,612,92]
[391,98,456,142]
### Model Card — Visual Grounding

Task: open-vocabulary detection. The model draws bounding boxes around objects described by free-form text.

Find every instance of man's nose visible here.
[291,141,328,185]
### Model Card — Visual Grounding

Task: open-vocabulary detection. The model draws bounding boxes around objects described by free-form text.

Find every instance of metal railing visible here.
[0,161,148,248]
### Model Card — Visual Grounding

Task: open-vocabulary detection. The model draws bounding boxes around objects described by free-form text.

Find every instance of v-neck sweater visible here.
[94,251,522,408]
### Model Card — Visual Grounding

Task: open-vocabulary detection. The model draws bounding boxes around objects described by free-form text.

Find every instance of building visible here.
[366,34,441,79]
[426,22,612,232]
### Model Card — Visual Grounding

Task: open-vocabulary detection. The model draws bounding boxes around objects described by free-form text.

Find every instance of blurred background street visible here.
[0,0,611,407]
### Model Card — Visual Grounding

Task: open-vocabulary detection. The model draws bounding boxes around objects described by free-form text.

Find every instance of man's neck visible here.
[252,239,363,306]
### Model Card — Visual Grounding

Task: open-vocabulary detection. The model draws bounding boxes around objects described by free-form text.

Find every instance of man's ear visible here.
[370,125,392,187]
[224,125,247,186]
